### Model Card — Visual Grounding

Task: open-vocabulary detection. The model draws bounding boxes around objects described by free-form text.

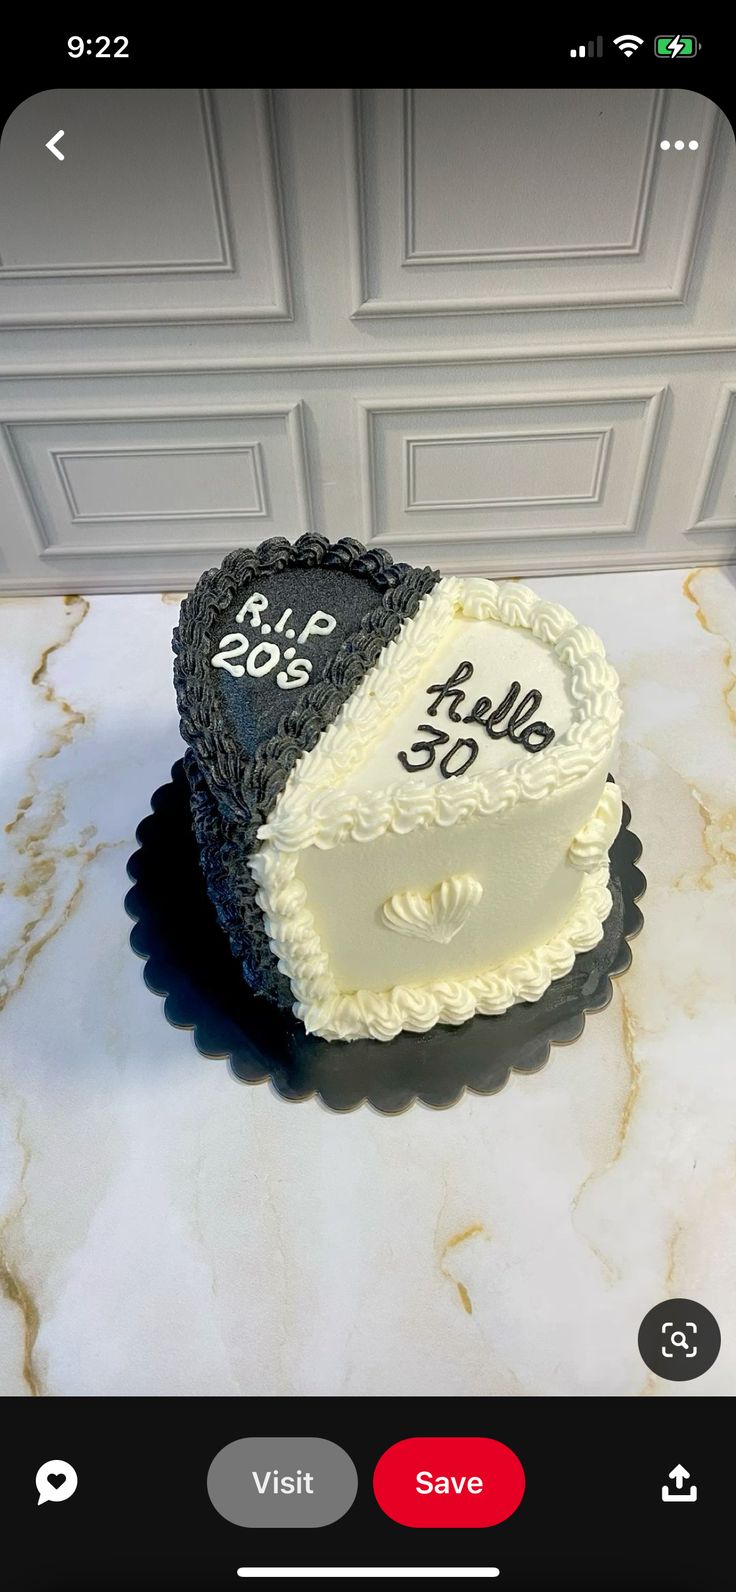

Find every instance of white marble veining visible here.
[1,568,735,1398]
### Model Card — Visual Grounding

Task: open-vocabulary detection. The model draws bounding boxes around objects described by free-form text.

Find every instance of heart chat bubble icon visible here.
[36,1460,78,1506]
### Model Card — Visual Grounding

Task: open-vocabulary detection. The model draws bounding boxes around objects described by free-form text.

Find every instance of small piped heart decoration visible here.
[381,873,483,945]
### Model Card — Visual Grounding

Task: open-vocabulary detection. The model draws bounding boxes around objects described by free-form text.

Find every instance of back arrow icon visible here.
[46,131,65,161]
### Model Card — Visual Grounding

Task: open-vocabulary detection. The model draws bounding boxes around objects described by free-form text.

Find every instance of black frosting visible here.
[173,534,441,1009]
[211,565,396,759]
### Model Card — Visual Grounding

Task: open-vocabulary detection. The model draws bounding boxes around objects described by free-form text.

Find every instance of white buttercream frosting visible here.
[313,865,612,1042]
[381,874,484,945]
[258,576,621,853]
[250,845,613,1042]
[568,781,623,870]
[249,575,623,1042]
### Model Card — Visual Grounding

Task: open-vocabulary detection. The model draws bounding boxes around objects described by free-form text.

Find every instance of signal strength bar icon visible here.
[570,37,603,58]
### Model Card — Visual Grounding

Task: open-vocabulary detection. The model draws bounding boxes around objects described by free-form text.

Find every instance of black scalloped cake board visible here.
[125,761,646,1115]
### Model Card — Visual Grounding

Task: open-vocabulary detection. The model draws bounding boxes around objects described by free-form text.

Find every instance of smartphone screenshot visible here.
[0,22,734,1592]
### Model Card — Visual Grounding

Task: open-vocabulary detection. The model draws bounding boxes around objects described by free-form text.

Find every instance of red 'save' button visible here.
[373,1437,525,1529]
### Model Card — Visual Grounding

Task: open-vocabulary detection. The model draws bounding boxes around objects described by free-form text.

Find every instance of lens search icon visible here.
[36,1460,78,1506]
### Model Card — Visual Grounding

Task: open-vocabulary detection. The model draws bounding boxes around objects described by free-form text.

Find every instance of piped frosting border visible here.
[250,848,613,1042]
[257,576,622,852]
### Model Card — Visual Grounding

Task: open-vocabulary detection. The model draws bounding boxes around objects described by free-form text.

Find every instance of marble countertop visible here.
[1,566,735,1399]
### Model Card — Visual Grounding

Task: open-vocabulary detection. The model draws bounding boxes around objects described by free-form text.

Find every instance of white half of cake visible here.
[249,576,623,1041]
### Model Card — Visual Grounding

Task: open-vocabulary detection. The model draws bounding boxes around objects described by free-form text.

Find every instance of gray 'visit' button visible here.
[206,1437,358,1528]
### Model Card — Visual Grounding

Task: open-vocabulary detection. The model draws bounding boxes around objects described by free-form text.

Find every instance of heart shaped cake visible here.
[173,534,622,1042]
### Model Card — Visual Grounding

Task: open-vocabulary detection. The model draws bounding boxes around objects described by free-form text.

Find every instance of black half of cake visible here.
[172,534,440,1010]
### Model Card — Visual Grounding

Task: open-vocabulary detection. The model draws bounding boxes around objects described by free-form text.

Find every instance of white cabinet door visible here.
[0,87,734,591]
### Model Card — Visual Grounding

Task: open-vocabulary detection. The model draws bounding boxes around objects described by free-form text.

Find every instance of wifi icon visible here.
[614,33,644,56]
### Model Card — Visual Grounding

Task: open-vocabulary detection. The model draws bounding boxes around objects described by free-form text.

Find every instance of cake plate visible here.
[125,761,646,1115]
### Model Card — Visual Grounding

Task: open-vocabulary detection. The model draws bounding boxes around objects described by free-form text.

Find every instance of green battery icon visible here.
[655,34,698,57]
